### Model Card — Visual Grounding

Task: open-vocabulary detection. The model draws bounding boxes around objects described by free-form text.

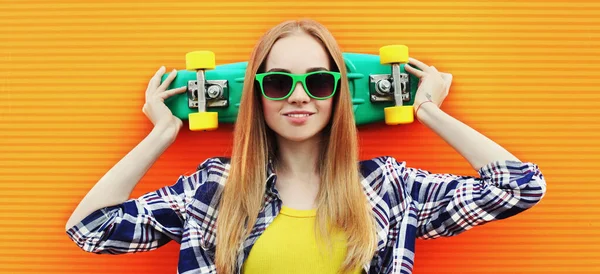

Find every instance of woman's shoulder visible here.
[359,156,405,175]
[359,156,406,195]
[193,157,231,185]
[180,157,230,217]
[177,157,231,201]
[196,157,231,173]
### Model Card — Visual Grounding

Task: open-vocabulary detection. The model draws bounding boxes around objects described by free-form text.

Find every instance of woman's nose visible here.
[286,82,311,104]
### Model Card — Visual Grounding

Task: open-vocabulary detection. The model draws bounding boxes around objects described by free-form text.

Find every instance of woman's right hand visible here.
[142,66,187,140]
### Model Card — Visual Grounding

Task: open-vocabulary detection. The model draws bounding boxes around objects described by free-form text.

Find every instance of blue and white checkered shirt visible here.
[66,156,546,273]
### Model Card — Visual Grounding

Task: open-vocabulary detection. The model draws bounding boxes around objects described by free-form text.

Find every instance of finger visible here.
[158,86,187,100]
[147,66,166,92]
[428,65,444,78]
[408,57,432,72]
[404,64,425,78]
[158,69,178,91]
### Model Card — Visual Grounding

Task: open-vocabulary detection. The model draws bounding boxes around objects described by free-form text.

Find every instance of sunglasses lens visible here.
[306,73,336,98]
[262,74,292,99]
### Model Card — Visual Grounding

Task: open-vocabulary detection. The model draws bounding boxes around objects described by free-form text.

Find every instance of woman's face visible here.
[260,32,334,143]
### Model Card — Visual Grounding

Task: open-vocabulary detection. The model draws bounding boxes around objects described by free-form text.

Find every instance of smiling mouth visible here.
[284,113,313,118]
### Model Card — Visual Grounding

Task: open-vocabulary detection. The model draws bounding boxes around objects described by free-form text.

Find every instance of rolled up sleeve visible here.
[66,167,208,254]
[385,157,547,239]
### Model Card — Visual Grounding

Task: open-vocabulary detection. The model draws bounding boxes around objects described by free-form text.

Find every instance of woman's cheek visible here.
[318,99,333,122]
[261,99,282,128]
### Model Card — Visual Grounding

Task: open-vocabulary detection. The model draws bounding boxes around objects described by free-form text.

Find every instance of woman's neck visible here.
[274,134,322,178]
[273,134,323,209]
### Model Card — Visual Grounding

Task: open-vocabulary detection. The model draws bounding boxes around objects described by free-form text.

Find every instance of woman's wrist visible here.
[151,123,179,145]
[414,100,435,116]
[415,100,441,123]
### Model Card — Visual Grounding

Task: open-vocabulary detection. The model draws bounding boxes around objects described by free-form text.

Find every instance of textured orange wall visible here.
[1,0,598,273]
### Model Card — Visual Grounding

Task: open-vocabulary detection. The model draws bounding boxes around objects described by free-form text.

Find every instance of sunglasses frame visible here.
[255,71,341,100]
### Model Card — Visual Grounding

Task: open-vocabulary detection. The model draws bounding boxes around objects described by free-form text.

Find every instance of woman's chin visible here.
[276,129,321,143]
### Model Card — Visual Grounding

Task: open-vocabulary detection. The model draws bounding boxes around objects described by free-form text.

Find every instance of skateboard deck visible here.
[161,51,451,128]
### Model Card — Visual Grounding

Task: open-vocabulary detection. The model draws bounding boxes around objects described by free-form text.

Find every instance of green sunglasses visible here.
[255,71,341,100]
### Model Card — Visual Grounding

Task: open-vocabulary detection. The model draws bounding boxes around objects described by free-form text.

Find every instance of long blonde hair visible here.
[215,19,377,274]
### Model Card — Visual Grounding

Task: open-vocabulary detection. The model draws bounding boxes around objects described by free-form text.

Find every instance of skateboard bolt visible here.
[377,79,392,93]
[207,85,223,99]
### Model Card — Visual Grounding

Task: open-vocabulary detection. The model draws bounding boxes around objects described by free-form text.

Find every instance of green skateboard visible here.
[160,45,448,131]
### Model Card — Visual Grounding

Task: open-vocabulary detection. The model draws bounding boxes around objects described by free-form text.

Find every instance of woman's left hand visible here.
[404,57,452,118]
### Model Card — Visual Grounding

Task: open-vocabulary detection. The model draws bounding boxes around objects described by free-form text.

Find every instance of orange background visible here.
[1,0,598,273]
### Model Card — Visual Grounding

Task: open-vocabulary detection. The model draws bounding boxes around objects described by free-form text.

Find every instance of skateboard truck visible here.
[377,45,414,125]
[187,80,229,109]
[185,51,219,131]
[369,73,409,102]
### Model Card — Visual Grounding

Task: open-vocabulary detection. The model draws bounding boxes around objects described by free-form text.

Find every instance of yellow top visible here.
[242,206,363,274]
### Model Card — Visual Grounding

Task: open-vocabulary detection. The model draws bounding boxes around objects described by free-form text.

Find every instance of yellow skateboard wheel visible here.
[379,45,409,64]
[188,112,218,131]
[185,51,216,71]
[384,106,414,125]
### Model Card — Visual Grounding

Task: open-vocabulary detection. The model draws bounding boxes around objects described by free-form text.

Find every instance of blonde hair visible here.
[215,19,377,274]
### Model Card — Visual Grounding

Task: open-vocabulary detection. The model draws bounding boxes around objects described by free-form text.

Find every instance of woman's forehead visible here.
[265,33,331,73]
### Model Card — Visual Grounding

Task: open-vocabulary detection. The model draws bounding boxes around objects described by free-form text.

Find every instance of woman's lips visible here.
[283,113,313,125]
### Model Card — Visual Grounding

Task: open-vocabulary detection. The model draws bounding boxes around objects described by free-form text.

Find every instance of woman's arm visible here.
[65,66,185,230]
[405,57,519,170]
[417,103,519,170]
[381,156,546,239]
[65,156,224,255]
[65,124,175,231]
[380,58,547,239]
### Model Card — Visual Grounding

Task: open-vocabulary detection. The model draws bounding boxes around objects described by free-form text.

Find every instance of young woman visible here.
[65,19,547,274]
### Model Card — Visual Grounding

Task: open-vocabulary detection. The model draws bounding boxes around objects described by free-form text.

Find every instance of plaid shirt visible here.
[66,156,546,273]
